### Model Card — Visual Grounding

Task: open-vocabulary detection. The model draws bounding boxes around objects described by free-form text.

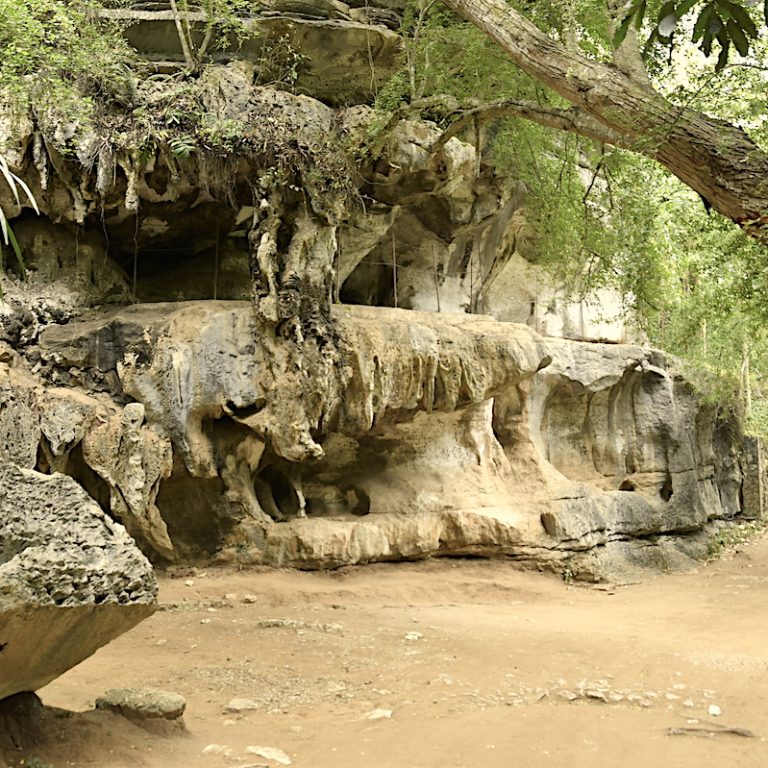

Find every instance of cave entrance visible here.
[255,465,301,520]
[85,203,250,302]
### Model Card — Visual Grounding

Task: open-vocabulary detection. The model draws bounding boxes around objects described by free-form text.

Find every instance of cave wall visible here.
[0,293,753,582]
[0,5,762,583]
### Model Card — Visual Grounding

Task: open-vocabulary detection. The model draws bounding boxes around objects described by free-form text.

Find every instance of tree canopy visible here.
[379,0,768,424]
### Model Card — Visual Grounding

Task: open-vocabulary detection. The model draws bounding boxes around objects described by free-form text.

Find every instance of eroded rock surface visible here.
[0,20,762,583]
[96,688,186,721]
[33,301,764,580]
[0,463,156,700]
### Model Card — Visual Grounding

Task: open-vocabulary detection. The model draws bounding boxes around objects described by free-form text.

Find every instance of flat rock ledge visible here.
[0,463,157,701]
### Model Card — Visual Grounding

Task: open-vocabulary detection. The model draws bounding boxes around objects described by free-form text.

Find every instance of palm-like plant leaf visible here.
[0,152,40,286]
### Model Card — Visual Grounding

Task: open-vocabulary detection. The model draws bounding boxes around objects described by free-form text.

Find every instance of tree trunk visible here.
[441,0,768,241]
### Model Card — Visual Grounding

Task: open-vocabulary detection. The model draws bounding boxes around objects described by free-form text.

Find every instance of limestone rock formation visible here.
[0,463,156,700]
[34,300,764,580]
[0,5,762,584]
[103,2,402,105]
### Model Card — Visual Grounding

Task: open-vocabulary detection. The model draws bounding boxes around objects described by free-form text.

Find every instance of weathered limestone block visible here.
[82,403,174,559]
[36,300,763,580]
[41,302,257,475]
[103,7,402,105]
[0,463,156,700]
[41,302,549,466]
[0,379,39,469]
[13,220,131,308]
[242,508,526,569]
[38,388,101,468]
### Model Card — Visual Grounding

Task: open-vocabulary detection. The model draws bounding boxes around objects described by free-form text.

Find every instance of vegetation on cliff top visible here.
[1,0,768,429]
[375,0,768,430]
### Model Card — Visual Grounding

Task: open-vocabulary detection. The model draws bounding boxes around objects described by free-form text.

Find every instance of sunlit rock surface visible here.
[36,301,763,580]
[0,15,762,584]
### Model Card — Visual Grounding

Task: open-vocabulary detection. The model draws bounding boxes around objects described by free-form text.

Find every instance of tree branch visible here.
[169,0,196,69]
[607,0,653,87]
[430,98,628,153]
[367,95,460,158]
[440,0,768,237]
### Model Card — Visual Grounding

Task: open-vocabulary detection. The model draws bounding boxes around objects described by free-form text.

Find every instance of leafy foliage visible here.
[166,0,253,70]
[615,0,766,70]
[377,0,768,429]
[0,0,139,129]
[0,152,38,283]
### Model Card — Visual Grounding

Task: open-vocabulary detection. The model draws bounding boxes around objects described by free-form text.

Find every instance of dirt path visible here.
[22,533,768,768]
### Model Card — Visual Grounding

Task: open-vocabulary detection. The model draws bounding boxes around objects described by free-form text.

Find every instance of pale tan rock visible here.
[96,688,186,720]
[82,403,173,558]
[38,297,764,580]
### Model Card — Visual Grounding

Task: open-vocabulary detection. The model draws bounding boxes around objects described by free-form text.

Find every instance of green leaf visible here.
[726,17,749,56]
[764,0,768,26]
[676,0,699,16]
[708,12,725,35]
[635,0,647,29]
[6,225,25,280]
[715,29,730,70]
[721,0,758,37]
[0,154,39,215]
[693,3,715,42]
[613,11,634,48]
[0,203,8,247]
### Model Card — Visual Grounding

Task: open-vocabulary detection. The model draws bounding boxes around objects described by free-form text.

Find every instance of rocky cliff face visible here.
[0,288,759,582]
[0,4,763,585]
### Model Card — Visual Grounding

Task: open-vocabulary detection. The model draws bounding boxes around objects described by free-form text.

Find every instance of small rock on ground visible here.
[202,744,232,756]
[96,688,186,720]
[364,708,393,720]
[225,697,260,713]
[245,745,292,765]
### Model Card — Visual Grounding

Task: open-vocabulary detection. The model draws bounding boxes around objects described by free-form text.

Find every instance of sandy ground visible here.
[12,533,768,768]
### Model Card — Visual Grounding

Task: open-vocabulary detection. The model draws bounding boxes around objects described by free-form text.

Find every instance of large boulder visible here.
[0,463,157,700]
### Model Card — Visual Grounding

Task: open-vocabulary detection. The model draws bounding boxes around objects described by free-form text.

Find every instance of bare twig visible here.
[169,0,195,69]
[667,725,756,738]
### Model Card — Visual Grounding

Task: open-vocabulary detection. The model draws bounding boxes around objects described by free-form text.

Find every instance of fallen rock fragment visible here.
[96,688,186,721]
[364,708,393,720]
[245,745,292,765]
[225,697,260,713]
[0,463,156,700]
[203,744,233,756]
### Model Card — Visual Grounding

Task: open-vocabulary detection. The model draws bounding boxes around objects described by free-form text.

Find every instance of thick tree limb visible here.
[440,0,768,239]
[607,0,653,87]
[430,99,628,153]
